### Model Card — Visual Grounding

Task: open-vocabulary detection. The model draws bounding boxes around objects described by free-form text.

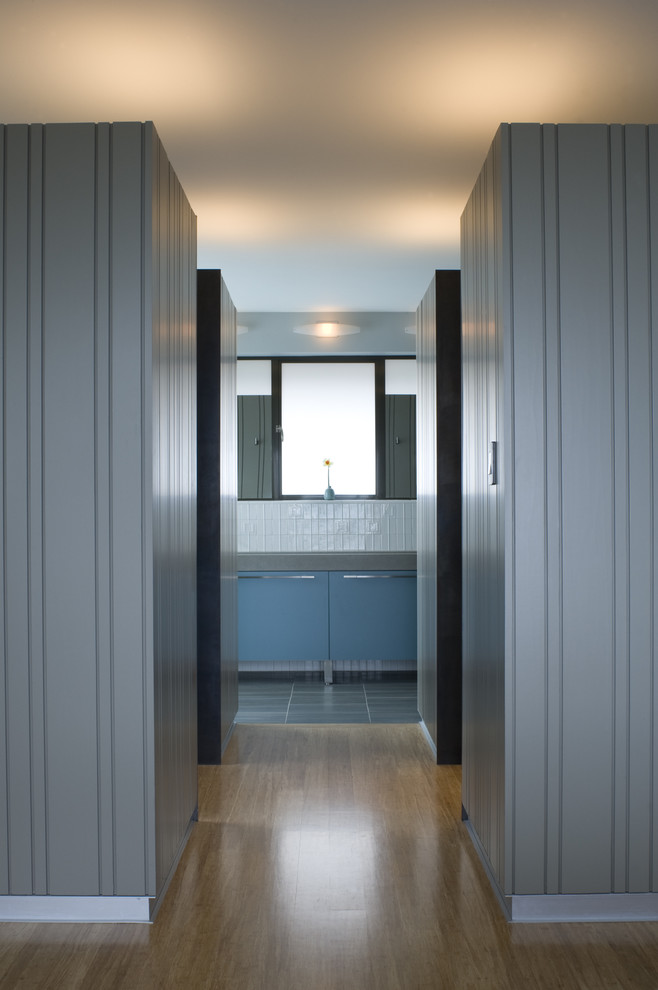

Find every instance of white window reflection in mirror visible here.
[281,363,376,496]
[385,358,417,395]
[237,359,272,396]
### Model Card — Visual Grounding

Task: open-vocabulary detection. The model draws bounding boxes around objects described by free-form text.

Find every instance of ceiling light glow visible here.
[293,322,360,338]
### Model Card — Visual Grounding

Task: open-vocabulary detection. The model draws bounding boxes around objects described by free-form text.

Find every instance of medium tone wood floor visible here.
[2,724,658,988]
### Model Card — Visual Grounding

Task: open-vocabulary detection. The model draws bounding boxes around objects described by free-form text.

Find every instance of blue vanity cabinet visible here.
[238,571,329,660]
[328,571,417,661]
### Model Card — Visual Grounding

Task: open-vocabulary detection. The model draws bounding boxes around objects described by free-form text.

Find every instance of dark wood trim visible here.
[197,270,223,764]
[271,359,283,500]
[197,270,238,765]
[374,358,386,497]
[435,270,462,764]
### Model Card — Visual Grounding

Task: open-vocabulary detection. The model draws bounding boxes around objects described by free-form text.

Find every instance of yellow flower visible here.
[322,458,333,467]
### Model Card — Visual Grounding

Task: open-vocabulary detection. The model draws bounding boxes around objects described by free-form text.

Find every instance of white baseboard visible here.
[0,895,151,923]
[509,892,658,923]
[148,811,197,923]
[221,720,236,756]
[463,815,658,922]
[0,809,198,925]
[418,719,437,758]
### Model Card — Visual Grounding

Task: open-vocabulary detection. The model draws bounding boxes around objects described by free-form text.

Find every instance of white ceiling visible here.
[2,0,658,312]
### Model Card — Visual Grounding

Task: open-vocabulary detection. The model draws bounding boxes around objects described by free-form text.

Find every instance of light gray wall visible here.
[461,122,658,899]
[0,121,197,901]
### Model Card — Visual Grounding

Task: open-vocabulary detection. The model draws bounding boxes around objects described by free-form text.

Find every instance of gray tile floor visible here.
[236,675,421,724]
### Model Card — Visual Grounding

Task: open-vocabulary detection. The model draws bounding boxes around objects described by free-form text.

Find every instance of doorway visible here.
[196,269,462,764]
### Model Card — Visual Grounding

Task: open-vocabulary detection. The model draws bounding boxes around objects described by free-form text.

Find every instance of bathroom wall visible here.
[237,499,416,553]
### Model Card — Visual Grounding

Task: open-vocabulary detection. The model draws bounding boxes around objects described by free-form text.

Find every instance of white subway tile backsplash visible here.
[237,500,416,553]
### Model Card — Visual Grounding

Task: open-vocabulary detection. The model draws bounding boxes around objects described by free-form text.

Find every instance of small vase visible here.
[324,486,335,500]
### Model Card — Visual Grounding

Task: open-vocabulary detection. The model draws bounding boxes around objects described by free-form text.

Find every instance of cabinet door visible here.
[238,395,272,498]
[329,571,417,661]
[238,572,329,660]
[385,395,416,498]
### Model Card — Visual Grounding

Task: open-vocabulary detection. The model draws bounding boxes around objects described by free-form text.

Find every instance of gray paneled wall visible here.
[461,123,658,918]
[150,126,198,899]
[460,129,507,891]
[0,121,196,913]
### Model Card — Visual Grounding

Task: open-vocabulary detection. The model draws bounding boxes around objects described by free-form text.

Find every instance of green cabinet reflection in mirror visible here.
[238,395,273,499]
[385,395,416,499]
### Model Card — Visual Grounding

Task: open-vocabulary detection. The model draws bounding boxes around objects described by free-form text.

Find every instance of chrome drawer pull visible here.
[239,574,315,579]
[342,574,412,579]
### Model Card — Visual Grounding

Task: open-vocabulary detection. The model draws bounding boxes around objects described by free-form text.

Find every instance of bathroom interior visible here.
[234,313,420,726]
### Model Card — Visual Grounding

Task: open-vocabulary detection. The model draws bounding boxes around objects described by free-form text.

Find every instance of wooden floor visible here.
[2,725,658,989]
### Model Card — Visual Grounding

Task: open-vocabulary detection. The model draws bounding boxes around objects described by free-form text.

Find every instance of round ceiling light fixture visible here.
[293,322,360,338]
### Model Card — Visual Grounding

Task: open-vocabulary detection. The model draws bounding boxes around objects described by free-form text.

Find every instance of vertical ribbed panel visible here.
[558,126,616,895]
[0,122,196,901]
[462,123,658,898]
[27,125,48,894]
[461,128,508,888]
[150,125,198,896]
[220,278,238,745]
[506,124,553,895]
[417,276,438,749]
[649,127,658,895]
[3,123,35,894]
[0,124,6,895]
[620,126,653,894]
